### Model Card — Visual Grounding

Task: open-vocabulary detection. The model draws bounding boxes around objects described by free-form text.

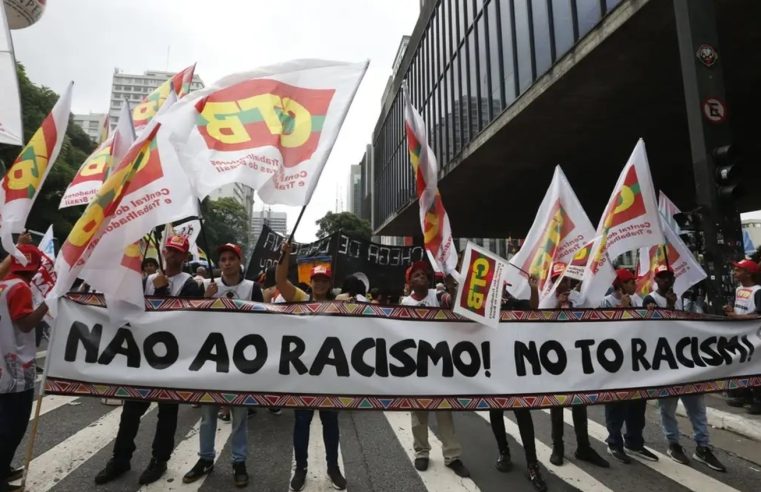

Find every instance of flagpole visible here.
[151,228,165,275]
[279,205,307,263]
[662,245,671,271]
[197,200,216,283]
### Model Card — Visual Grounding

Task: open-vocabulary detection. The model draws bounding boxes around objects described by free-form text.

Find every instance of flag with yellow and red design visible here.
[402,82,457,274]
[59,104,135,209]
[170,59,367,207]
[581,139,665,306]
[132,63,196,135]
[506,166,596,302]
[0,82,72,262]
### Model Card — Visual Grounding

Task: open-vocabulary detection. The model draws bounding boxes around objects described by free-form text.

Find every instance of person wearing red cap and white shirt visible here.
[182,243,263,488]
[95,235,203,487]
[598,269,659,464]
[724,259,761,415]
[545,262,610,469]
[642,266,680,310]
[276,242,345,491]
[0,243,50,492]
[400,260,470,478]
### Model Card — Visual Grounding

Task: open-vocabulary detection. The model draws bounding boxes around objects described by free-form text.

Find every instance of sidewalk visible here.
[647,392,761,442]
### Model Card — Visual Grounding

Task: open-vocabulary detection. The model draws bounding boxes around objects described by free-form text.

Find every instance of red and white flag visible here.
[454,242,508,327]
[506,166,596,303]
[0,82,72,262]
[59,104,134,209]
[581,139,665,306]
[166,59,367,206]
[132,63,196,135]
[402,83,457,275]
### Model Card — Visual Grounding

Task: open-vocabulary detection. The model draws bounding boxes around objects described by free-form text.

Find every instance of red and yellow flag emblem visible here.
[2,113,58,202]
[133,64,196,131]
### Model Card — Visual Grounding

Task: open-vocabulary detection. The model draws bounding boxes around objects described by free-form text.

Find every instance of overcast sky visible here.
[10,0,420,242]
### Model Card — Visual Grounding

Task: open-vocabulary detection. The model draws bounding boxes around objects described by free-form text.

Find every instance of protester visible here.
[548,263,609,468]
[400,260,470,478]
[335,273,369,302]
[182,243,263,487]
[599,269,658,464]
[490,276,547,491]
[0,244,50,492]
[141,257,159,279]
[276,242,346,491]
[193,265,208,286]
[94,235,203,486]
[642,266,679,309]
[723,259,761,414]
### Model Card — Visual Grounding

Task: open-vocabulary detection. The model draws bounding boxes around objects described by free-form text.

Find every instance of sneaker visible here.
[693,446,726,472]
[527,463,548,492]
[414,457,429,471]
[269,407,283,415]
[575,446,610,468]
[550,444,564,466]
[138,458,167,485]
[607,445,631,464]
[446,459,470,477]
[667,443,689,465]
[327,466,347,490]
[290,467,307,491]
[94,459,130,484]
[183,458,214,484]
[496,450,512,472]
[626,445,659,462]
[6,467,23,482]
[233,462,249,487]
[218,409,232,421]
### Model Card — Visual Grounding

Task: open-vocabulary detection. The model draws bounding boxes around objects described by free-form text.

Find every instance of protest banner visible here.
[246,224,426,293]
[45,294,761,410]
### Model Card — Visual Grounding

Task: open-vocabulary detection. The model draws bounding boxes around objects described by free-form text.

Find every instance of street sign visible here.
[702,97,727,124]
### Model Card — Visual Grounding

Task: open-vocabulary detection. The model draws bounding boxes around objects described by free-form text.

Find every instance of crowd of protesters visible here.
[2,235,760,492]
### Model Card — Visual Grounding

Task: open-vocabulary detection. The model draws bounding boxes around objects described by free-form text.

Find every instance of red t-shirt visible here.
[4,275,33,321]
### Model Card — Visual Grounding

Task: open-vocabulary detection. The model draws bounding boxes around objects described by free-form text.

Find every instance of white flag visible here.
[581,139,665,306]
[453,242,509,327]
[658,191,682,235]
[506,166,596,303]
[167,59,368,206]
[38,224,55,259]
[0,82,72,263]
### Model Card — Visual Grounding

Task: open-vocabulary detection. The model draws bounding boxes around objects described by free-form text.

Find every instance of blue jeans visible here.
[199,406,248,463]
[605,400,646,449]
[659,395,709,447]
[293,409,339,470]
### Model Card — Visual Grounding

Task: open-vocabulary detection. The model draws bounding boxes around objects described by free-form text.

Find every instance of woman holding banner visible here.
[276,242,346,491]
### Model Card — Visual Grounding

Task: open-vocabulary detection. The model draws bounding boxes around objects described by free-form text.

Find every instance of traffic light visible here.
[712,144,741,203]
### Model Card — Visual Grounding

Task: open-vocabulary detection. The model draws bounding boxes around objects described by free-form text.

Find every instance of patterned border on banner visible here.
[64,293,715,322]
[45,375,761,410]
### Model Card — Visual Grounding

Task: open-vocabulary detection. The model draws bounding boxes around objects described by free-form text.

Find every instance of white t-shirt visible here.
[733,285,761,315]
[144,272,192,296]
[643,291,683,310]
[0,278,36,394]
[599,293,643,308]
[401,289,440,307]
[203,277,256,300]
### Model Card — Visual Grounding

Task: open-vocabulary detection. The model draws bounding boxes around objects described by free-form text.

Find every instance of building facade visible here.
[72,112,106,143]
[250,210,288,246]
[347,164,363,219]
[108,68,204,127]
[207,183,255,223]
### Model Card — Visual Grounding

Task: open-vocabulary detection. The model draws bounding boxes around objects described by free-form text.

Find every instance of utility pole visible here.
[673,0,743,313]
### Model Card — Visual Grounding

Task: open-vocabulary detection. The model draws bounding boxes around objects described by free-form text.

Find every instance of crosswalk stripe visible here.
[546,408,740,492]
[30,394,79,420]
[383,411,480,491]
[474,411,614,491]
[290,411,347,491]
[25,403,157,492]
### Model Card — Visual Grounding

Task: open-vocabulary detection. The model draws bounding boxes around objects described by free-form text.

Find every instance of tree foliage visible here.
[0,64,96,241]
[315,211,372,241]
[200,197,250,256]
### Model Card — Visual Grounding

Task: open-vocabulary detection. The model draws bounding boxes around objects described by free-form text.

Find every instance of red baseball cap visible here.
[217,243,242,259]
[9,244,42,273]
[615,268,636,283]
[406,260,432,282]
[732,259,760,274]
[654,264,675,277]
[550,262,567,281]
[165,235,189,254]
[310,265,332,280]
